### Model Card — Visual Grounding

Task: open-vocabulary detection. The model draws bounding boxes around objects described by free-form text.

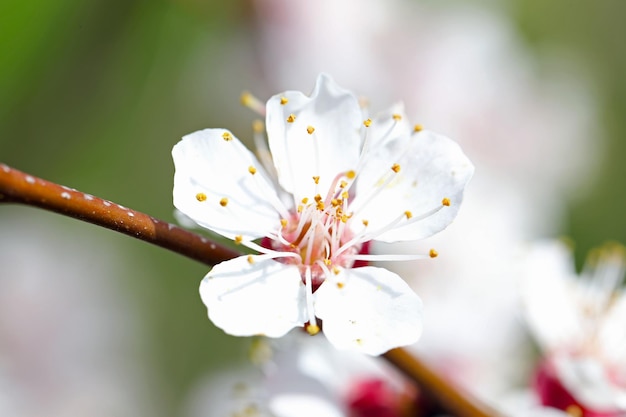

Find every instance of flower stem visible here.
[0,163,499,417]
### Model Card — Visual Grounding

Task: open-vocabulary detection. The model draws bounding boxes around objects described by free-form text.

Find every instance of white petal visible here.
[173,129,283,240]
[200,256,307,337]
[352,129,474,242]
[554,355,626,411]
[519,241,583,352]
[314,266,422,355]
[270,394,343,417]
[266,74,362,202]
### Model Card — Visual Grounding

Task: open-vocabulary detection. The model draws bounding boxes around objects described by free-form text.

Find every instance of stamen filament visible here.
[304,267,318,329]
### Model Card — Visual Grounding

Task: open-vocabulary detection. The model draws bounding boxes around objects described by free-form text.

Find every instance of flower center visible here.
[262,170,363,287]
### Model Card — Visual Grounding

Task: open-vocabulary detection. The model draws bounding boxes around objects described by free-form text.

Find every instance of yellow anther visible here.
[235,235,243,244]
[339,180,348,188]
[336,282,344,289]
[301,197,309,204]
[286,114,296,123]
[248,166,257,175]
[392,114,402,121]
[252,119,264,133]
[222,132,233,141]
[346,170,356,179]
[341,214,349,223]
[332,267,340,275]
[565,405,582,417]
[247,255,254,264]
[324,259,332,266]
[280,96,289,105]
[341,191,349,199]
[280,219,288,228]
[312,176,320,184]
[405,211,413,219]
[314,194,322,202]
[442,197,451,206]
[240,91,253,106]
[307,126,315,135]
[331,198,340,207]
[219,197,229,207]
[356,338,363,345]
[363,118,372,127]
[391,163,401,173]
[414,124,423,132]
[429,249,438,258]
[316,201,325,211]
[306,324,320,336]
[297,205,303,213]
[195,192,207,202]
[362,219,369,227]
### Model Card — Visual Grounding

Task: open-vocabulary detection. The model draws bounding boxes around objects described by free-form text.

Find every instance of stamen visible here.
[413,124,423,132]
[391,163,401,173]
[219,197,229,207]
[195,192,207,202]
[222,132,233,141]
[280,96,289,105]
[363,119,372,127]
[337,202,446,257]
[234,235,243,245]
[392,114,402,121]
[304,267,318,331]
[248,166,257,175]
[313,176,320,184]
[429,249,438,258]
[307,126,315,135]
[306,324,320,336]
[286,114,296,123]
[346,253,434,262]
[240,92,266,115]
[252,120,264,133]
[442,197,451,206]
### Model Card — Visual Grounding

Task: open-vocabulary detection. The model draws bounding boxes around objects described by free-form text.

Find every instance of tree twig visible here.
[0,162,499,417]
[0,163,239,265]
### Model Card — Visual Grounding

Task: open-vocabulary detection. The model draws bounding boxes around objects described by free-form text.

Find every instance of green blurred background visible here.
[1,0,625,414]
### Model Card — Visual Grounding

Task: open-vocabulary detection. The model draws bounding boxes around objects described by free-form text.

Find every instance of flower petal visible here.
[314,266,422,355]
[270,394,344,417]
[351,129,474,242]
[519,241,584,352]
[200,256,307,337]
[266,74,362,202]
[173,129,284,240]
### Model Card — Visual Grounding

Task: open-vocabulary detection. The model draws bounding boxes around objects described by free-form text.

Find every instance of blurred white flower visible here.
[520,241,626,416]
[184,333,422,417]
[173,74,474,355]
[0,211,155,417]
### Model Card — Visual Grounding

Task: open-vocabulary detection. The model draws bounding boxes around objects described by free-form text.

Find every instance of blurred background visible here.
[1,0,625,415]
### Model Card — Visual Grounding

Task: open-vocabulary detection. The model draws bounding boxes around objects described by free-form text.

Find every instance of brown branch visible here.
[0,162,499,417]
[0,163,239,265]
[383,348,501,417]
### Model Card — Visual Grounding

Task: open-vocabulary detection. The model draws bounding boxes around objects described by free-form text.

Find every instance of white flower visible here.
[172,74,473,355]
[520,241,626,415]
